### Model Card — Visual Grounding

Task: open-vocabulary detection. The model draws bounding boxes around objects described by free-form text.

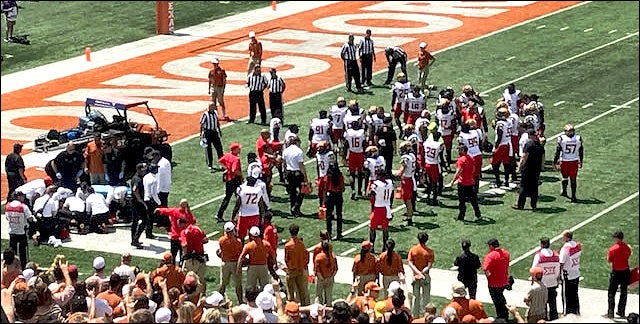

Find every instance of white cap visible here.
[263,284,275,295]
[432,317,447,323]
[419,41,427,48]
[206,291,225,306]
[249,226,261,237]
[224,222,236,232]
[22,269,35,281]
[93,256,105,270]
[387,281,401,296]
[155,307,172,323]
[256,291,275,310]
[148,300,157,314]
[212,57,219,64]
[249,31,256,38]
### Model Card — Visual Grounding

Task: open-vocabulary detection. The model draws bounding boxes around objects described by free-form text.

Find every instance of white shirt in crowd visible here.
[143,172,161,204]
[85,193,110,216]
[15,178,46,202]
[559,240,582,280]
[33,194,58,218]
[156,157,172,193]
[63,196,86,213]
[283,144,304,171]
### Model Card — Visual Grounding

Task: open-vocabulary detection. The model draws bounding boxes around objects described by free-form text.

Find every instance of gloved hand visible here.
[105,174,110,182]
[56,172,62,180]
[119,171,124,179]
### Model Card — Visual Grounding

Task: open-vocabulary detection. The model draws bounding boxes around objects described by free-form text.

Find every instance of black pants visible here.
[489,286,508,320]
[58,210,88,232]
[217,177,242,219]
[286,171,305,211]
[90,212,109,234]
[269,92,283,122]
[344,60,362,91]
[325,191,343,238]
[38,216,63,242]
[547,286,559,320]
[171,239,182,265]
[9,233,28,269]
[360,54,373,85]
[564,277,580,315]
[383,154,394,176]
[607,269,630,316]
[204,129,224,168]
[457,184,481,220]
[159,192,169,207]
[385,58,408,84]
[516,174,540,208]
[6,171,24,199]
[462,279,478,300]
[249,90,267,124]
[132,201,151,243]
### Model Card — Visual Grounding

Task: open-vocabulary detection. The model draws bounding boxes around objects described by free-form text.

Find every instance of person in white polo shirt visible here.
[85,187,110,234]
[282,135,309,217]
[14,176,53,208]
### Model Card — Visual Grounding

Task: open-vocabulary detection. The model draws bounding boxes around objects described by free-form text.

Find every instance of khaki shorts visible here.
[220,261,241,288]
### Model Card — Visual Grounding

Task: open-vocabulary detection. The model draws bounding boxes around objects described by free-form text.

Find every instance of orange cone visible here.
[85,46,91,62]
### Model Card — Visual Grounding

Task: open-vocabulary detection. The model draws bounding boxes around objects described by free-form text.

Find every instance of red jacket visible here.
[156,207,196,240]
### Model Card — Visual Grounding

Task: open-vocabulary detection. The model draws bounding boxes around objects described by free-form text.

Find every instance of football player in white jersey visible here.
[269,117,283,143]
[423,130,445,206]
[343,99,363,131]
[365,106,386,146]
[503,83,520,115]
[231,175,269,242]
[395,141,417,226]
[308,110,332,157]
[553,123,583,203]
[315,141,335,208]
[458,119,484,191]
[369,168,394,253]
[405,85,426,125]
[490,107,515,188]
[343,120,367,200]
[391,72,412,130]
[330,96,348,151]
[458,84,485,107]
[246,152,263,182]
[401,124,420,154]
[414,110,432,142]
[435,98,456,170]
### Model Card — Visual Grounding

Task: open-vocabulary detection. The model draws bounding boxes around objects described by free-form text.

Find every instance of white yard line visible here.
[584,28,593,32]
[505,56,516,61]
[553,100,566,106]
[560,26,570,31]
[609,29,618,34]
[581,103,593,108]
[537,25,547,29]
[480,31,639,96]
[510,191,639,266]
[340,247,358,256]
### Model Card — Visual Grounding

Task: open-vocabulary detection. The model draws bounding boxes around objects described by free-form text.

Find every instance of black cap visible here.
[487,238,500,247]
[461,239,471,249]
[612,230,624,239]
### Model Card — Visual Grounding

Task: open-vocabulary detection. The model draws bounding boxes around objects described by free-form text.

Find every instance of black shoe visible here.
[356,88,364,93]
[346,87,352,92]
[216,217,226,223]
[560,191,568,198]
[351,192,356,201]
[571,197,578,203]
[616,312,625,318]
[146,234,157,239]
[456,216,464,221]
[407,219,413,226]
[246,121,254,124]
[336,234,343,240]
[511,205,523,210]
[131,242,144,249]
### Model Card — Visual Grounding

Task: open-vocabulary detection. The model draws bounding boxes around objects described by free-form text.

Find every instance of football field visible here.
[1,0,638,297]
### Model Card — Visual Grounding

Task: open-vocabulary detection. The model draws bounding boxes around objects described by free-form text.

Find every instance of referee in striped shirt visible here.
[358,29,375,88]
[268,67,286,124]
[246,65,269,125]
[200,103,223,170]
[341,34,363,93]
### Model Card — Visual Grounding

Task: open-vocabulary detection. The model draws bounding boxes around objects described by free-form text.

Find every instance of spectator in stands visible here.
[152,251,186,293]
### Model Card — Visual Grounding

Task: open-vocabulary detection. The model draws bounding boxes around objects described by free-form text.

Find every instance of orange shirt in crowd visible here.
[218,233,243,262]
[84,140,105,174]
[240,238,274,265]
[377,251,405,276]
[152,264,186,292]
[407,244,434,272]
[97,289,124,317]
[314,251,338,279]
[352,253,377,276]
[442,297,488,320]
[285,236,309,271]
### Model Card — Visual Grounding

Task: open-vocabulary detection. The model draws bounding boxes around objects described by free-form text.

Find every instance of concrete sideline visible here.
[0,221,637,318]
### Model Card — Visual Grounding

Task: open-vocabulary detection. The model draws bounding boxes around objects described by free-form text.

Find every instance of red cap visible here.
[44,176,53,187]
[68,265,78,280]
[229,142,242,150]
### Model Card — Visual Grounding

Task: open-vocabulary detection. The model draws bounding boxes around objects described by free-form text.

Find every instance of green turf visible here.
[2,1,639,295]
[0,1,272,75]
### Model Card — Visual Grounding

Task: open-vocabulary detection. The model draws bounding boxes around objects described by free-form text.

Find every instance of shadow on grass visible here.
[462,217,496,226]
[342,219,359,225]
[532,206,567,214]
[540,175,561,183]
[539,195,556,202]
[271,209,292,218]
[478,198,504,206]
[340,237,367,244]
[414,209,438,217]
[575,198,605,205]
[413,221,440,230]
[271,196,290,204]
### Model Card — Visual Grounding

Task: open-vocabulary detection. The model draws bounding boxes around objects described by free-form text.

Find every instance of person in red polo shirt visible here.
[449,145,482,221]
[155,199,196,265]
[606,230,632,318]
[482,238,510,321]
[217,142,243,223]
[179,218,208,293]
